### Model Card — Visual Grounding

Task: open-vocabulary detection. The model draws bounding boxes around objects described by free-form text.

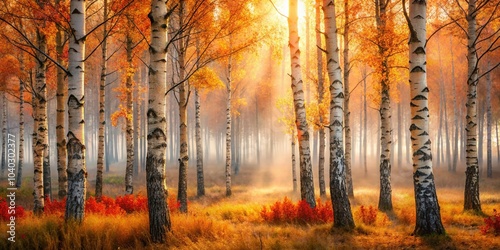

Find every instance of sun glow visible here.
[273,0,307,20]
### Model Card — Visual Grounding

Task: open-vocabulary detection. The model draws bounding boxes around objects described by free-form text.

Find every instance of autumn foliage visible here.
[481,209,500,236]
[260,197,333,224]
[0,198,26,221]
[355,205,378,225]
[0,195,181,221]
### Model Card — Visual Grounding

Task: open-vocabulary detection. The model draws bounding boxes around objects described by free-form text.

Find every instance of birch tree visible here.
[32,26,49,214]
[146,0,172,243]
[65,0,87,222]
[55,0,68,200]
[95,0,109,201]
[16,59,25,188]
[403,0,445,235]
[323,0,355,229]
[315,0,326,197]
[289,0,315,208]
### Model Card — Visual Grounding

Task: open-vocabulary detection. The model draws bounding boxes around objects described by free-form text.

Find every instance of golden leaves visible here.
[190,67,225,92]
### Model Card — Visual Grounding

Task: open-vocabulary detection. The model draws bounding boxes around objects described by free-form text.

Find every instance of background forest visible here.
[0,0,499,249]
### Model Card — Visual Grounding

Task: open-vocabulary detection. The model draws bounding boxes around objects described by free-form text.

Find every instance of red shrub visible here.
[261,197,333,224]
[481,209,500,236]
[86,196,107,214]
[167,195,181,213]
[281,197,297,222]
[44,198,66,215]
[115,195,148,213]
[297,200,315,223]
[315,199,334,223]
[0,198,26,221]
[356,205,377,225]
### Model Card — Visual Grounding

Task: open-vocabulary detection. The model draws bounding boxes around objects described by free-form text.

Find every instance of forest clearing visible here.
[1,0,500,248]
[1,165,500,249]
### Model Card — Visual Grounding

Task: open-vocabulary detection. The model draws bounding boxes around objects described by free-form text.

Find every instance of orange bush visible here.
[261,197,333,224]
[356,205,377,225]
[481,209,500,236]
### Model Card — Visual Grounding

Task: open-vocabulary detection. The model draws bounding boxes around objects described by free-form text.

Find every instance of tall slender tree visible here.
[343,0,354,198]
[403,0,445,235]
[65,0,87,222]
[95,0,108,201]
[32,26,48,214]
[289,0,315,208]
[55,0,68,200]
[315,0,326,197]
[146,0,172,243]
[323,0,355,229]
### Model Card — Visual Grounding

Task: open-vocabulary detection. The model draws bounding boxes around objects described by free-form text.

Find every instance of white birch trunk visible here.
[323,0,354,229]
[125,32,134,195]
[56,15,68,200]
[146,0,172,243]
[315,0,326,198]
[406,0,445,235]
[225,52,232,197]
[450,37,458,172]
[289,0,315,208]
[1,93,5,175]
[33,29,48,214]
[95,0,107,201]
[344,0,354,198]
[195,89,204,196]
[16,69,25,188]
[176,0,189,212]
[464,0,481,212]
[486,62,492,178]
[65,0,87,222]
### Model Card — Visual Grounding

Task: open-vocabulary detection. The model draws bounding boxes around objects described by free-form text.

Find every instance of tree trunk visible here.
[146,0,172,243]
[176,0,189,213]
[316,0,325,197]
[496,120,499,165]
[55,2,68,199]
[397,100,403,168]
[96,0,106,195]
[450,37,458,172]
[33,29,48,214]
[65,0,87,222]
[1,93,5,176]
[16,70,25,188]
[378,81,392,211]
[323,0,354,229]
[463,0,481,212]
[344,0,354,198]
[255,97,260,167]
[125,32,135,195]
[225,51,233,197]
[363,68,368,175]
[405,0,445,235]
[292,135,298,192]
[43,146,51,200]
[289,0,315,208]
[195,89,205,196]
[376,0,392,212]
[486,62,492,178]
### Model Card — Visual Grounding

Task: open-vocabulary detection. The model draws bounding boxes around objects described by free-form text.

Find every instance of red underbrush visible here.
[0,198,26,221]
[260,197,333,224]
[0,194,181,220]
[481,209,500,236]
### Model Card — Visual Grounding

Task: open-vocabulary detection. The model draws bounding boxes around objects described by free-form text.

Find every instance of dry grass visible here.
[1,166,500,249]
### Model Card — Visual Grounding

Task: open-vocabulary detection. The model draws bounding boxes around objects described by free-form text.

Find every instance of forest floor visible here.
[1,163,500,249]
